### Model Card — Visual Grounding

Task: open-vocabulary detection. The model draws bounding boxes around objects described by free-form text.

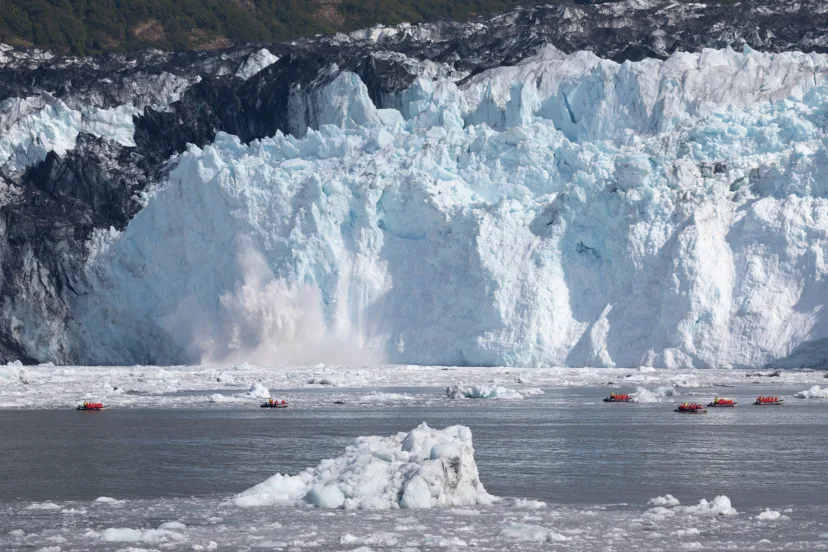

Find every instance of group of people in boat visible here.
[267,398,287,406]
[608,392,631,401]
[676,402,705,412]
[756,396,782,404]
[711,397,734,406]
[80,401,104,410]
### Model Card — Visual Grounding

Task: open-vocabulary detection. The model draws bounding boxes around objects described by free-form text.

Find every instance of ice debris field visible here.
[2,361,828,409]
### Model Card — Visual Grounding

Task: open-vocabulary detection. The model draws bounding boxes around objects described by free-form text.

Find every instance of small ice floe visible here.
[234,423,494,509]
[207,393,246,403]
[358,392,417,402]
[340,532,400,546]
[94,496,124,505]
[423,534,468,547]
[159,521,186,530]
[755,508,786,520]
[25,502,61,510]
[60,507,86,514]
[499,522,571,542]
[445,384,523,400]
[648,494,681,507]
[795,385,828,399]
[674,496,738,516]
[513,498,548,509]
[100,526,185,543]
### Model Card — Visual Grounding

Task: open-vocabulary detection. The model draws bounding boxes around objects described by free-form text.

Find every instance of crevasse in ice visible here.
[71,45,828,368]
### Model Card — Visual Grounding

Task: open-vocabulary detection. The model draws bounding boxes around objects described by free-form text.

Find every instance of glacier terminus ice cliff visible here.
[2,0,828,369]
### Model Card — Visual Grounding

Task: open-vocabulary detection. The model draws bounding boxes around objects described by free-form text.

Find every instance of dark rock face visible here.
[0,0,825,364]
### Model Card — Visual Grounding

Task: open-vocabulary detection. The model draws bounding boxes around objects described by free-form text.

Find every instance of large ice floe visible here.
[234,423,493,509]
[40,44,828,368]
[795,385,828,398]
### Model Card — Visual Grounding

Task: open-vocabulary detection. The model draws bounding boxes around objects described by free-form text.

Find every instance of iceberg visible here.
[233,423,493,509]
[794,385,828,399]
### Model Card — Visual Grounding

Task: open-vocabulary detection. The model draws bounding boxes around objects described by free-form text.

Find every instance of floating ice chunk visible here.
[35,547,61,552]
[521,387,545,396]
[25,502,61,510]
[234,423,493,509]
[513,498,547,509]
[423,534,468,547]
[643,506,676,521]
[649,494,681,507]
[60,507,86,514]
[499,523,571,542]
[207,393,247,403]
[7,529,24,536]
[340,532,400,546]
[359,392,416,402]
[158,521,186,530]
[100,527,185,543]
[755,509,782,520]
[674,495,738,516]
[247,382,270,398]
[94,496,125,505]
[445,384,523,400]
[795,385,828,399]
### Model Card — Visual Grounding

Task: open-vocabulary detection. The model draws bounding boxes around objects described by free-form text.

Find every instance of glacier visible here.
[61,45,828,368]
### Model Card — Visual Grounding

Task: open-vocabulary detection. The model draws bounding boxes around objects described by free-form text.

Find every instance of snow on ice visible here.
[59,44,828,369]
[234,423,493,509]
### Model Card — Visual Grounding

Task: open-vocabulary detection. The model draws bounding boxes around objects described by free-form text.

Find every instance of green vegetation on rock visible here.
[0,0,551,55]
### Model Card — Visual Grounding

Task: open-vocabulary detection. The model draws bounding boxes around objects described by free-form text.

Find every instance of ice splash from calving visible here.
[445,383,525,400]
[192,236,381,366]
[631,386,679,403]
[234,423,494,509]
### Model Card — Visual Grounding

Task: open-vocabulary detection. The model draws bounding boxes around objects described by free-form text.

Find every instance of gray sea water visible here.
[1,385,826,508]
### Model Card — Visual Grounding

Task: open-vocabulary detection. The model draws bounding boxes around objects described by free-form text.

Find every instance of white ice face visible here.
[10,44,818,368]
[0,95,139,171]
